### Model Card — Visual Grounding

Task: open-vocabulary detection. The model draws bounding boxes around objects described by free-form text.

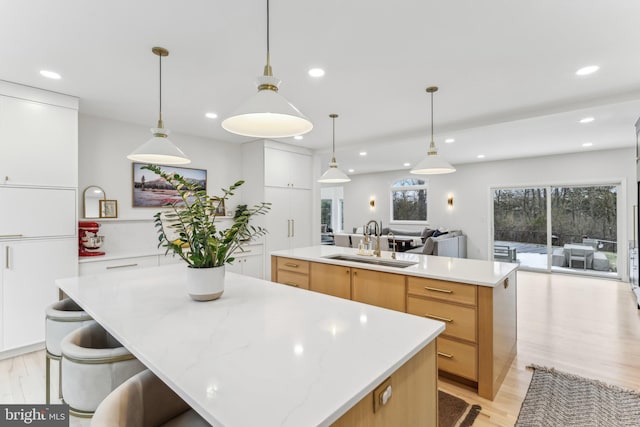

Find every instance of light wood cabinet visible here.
[332,340,437,427]
[309,262,351,299]
[272,257,310,289]
[352,268,406,312]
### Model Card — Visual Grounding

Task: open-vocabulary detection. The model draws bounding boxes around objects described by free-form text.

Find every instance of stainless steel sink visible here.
[323,254,417,268]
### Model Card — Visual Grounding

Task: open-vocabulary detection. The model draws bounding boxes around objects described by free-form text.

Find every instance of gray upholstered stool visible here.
[91,369,209,427]
[45,298,93,404]
[61,321,146,417]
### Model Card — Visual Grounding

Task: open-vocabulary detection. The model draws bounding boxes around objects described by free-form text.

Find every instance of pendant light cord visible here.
[332,116,336,154]
[430,90,434,142]
[159,53,163,123]
[265,0,271,73]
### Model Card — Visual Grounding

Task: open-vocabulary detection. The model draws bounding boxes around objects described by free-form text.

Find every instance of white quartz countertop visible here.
[56,264,444,427]
[271,246,518,287]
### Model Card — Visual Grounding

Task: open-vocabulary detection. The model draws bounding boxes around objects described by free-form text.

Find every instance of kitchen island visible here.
[56,264,444,426]
[271,246,518,400]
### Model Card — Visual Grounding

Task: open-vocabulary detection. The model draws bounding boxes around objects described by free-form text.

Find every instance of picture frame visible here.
[212,197,226,216]
[132,162,207,207]
[99,200,118,218]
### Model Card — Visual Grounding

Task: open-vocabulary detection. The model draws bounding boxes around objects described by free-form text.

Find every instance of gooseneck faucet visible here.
[365,220,382,257]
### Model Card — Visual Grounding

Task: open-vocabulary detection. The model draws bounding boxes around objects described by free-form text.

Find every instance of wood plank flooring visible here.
[2,270,639,426]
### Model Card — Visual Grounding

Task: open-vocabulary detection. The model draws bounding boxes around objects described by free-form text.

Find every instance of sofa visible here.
[405,229,467,258]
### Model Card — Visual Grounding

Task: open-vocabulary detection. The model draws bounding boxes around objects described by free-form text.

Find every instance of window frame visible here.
[389,178,429,225]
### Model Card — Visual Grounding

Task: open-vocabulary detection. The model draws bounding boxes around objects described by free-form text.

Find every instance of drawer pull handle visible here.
[240,249,252,253]
[5,246,10,269]
[106,263,138,269]
[284,262,299,268]
[424,286,452,294]
[424,314,452,323]
[438,352,454,359]
[0,234,24,239]
[284,282,299,287]
[504,278,509,289]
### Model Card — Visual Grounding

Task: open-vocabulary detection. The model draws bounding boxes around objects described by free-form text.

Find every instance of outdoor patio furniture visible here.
[565,244,594,269]
[592,252,610,271]
[552,248,567,267]
[494,245,517,262]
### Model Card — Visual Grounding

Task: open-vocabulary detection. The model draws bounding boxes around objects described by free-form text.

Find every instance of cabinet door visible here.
[264,147,312,189]
[290,188,312,249]
[264,187,292,253]
[351,268,406,312]
[0,187,76,238]
[78,255,158,275]
[241,255,264,279]
[2,238,77,351]
[0,96,77,187]
[310,262,351,299]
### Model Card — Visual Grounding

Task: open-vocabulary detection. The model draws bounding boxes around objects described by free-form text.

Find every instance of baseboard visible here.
[0,342,45,361]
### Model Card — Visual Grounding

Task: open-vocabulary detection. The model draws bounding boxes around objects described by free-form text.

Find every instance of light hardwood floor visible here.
[1,271,639,426]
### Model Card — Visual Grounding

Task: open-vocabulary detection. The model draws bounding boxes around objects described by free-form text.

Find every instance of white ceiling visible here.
[2,0,640,175]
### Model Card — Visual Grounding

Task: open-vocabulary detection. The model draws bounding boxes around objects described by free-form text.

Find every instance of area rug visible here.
[439,390,481,427]
[516,365,640,426]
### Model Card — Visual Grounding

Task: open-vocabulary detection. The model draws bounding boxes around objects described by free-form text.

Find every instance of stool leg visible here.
[58,359,62,400]
[45,354,50,404]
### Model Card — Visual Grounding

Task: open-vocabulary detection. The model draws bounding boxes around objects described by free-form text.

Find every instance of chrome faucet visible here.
[365,220,382,257]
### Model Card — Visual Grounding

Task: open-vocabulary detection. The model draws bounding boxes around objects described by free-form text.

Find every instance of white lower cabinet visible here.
[1,238,77,352]
[226,244,264,279]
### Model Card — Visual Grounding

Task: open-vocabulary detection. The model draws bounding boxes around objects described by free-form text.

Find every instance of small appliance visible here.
[79,221,105,257]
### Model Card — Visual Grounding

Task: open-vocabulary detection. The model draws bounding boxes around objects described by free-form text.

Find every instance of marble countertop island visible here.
[56,264,444,426]
[271,246,518,287]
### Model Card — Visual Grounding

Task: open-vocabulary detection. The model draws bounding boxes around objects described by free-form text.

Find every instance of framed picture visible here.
[99,200,118,218]
[132,163,207,207]
[212,197,226,216]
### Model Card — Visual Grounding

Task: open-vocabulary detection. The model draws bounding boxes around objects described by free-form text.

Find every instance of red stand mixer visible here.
[79,221,105,257]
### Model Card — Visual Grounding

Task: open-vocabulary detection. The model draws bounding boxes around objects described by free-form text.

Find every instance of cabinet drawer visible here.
[407,277,476,306]
[407,297,476,342]
[276,257,309,274]
[79,256,158,275]
[276,270,309,290]
[437,337,477,381]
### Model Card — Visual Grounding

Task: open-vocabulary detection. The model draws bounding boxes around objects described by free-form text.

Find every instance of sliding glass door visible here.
[492,183,619,277]
[493,188,549,270]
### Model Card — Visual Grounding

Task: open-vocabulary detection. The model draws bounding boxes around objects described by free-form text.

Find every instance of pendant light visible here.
[410,86,455,175]
[127,47,190,165]
[318,114,351,183]
[221,0,313,138]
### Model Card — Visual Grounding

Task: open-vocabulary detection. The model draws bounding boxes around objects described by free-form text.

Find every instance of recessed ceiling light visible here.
[576,65,599,76]
[205,112,218,119]
[348,169,355,173]
[477,154,485,159]
[359,151,367,156]
[582,142,593,147]
[403,162,411,167]
[308,68,325,78]
[579,117,594,123]
[293,135,303,140]
[40,70,61,80]
[445,138,455,143]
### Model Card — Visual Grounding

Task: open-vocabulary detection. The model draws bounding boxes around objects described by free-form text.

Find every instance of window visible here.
[390,178,427,223]
[320,186,344,232]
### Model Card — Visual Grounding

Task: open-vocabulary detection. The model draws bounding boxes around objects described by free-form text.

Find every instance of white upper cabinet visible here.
[0,92,78,188]
[264,147,312,189]
[0,187,77,238]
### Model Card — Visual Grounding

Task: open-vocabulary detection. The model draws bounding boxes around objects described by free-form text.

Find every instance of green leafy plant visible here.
[143,164,270,268]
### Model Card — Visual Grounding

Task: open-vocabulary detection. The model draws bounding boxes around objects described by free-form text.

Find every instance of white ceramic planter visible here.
[186,265,225,301]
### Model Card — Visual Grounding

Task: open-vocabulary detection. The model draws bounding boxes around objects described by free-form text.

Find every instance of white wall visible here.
[78,114,243,255]
[343,148,636,269]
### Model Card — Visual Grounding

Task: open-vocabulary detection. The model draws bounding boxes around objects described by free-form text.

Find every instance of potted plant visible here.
[142,164,270,301]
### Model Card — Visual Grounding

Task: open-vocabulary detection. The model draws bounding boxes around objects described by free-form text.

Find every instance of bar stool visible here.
[61,321,146,417]
[91,369,209,427]
[45,298,93,404]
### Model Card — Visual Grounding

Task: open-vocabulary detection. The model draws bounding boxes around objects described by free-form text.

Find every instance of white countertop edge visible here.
[320,323,444,426]
[272,247,518,288]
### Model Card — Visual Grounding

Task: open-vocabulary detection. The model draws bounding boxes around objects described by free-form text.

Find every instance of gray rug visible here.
[516,365,640,426]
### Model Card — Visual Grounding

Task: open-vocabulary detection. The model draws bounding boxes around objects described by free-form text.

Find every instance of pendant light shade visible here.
[318,114,351,183]
[222,0,312,138]
[411,86,455,175]
[127,47,190,165]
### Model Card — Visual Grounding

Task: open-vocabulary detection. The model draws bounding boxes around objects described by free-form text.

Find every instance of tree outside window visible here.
[391,178,427,222]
